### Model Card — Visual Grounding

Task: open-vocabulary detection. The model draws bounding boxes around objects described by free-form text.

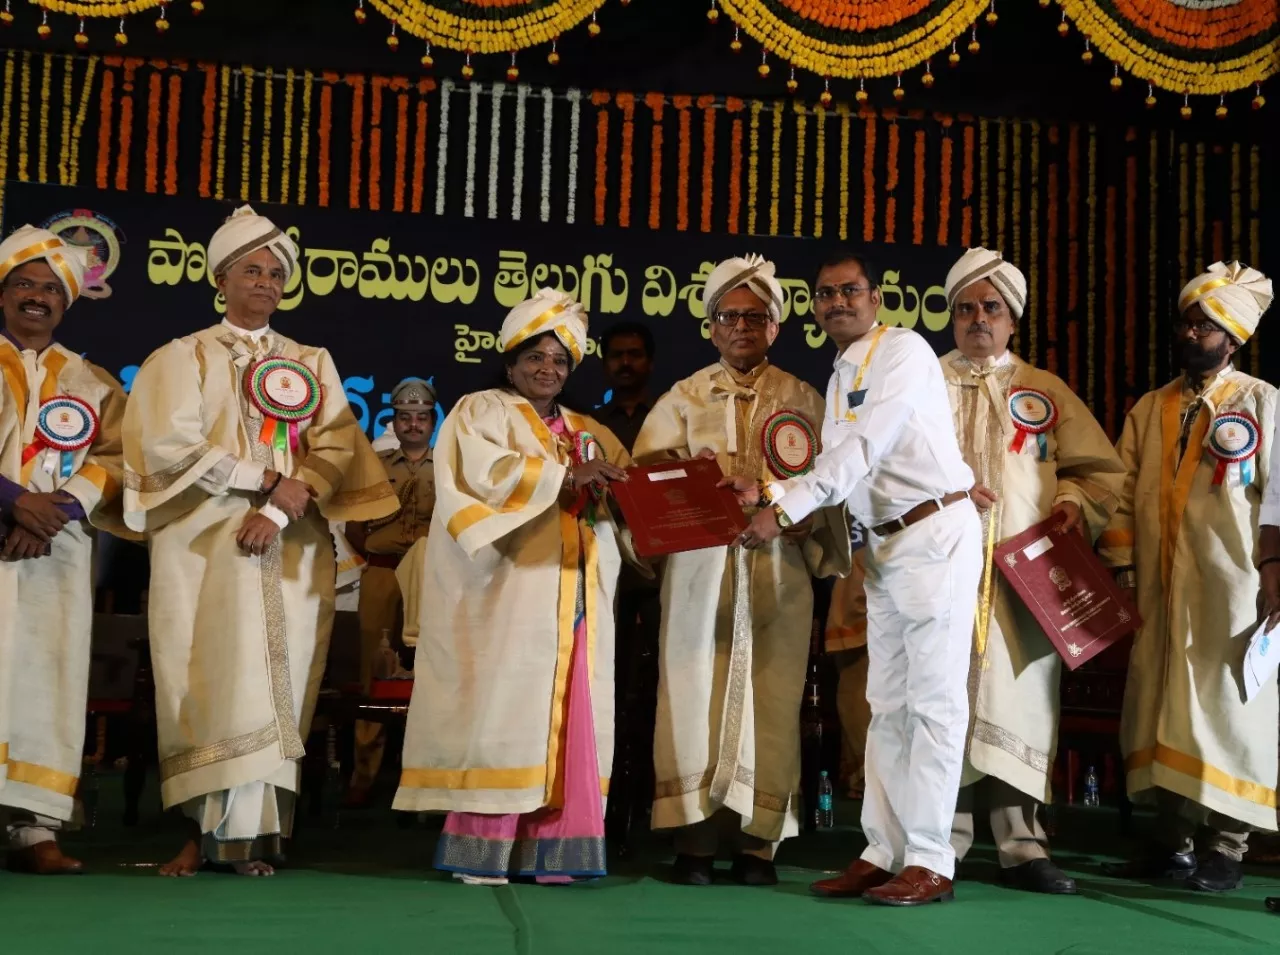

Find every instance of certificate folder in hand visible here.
[994,516,1142,671]
[610,457,748,558]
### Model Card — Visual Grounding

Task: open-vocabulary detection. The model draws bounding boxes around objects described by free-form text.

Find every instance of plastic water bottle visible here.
[817,771,835,829]
[1083,765,1100,807]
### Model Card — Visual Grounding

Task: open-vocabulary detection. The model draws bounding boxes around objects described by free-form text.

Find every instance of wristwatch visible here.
[772,503,794,529]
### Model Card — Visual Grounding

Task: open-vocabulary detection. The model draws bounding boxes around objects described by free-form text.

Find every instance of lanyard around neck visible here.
[840,325,889,422]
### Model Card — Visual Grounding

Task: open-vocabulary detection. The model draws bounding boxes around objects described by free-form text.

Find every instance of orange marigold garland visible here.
[646,92,664,230]
[144,69,160,193]
[369,76,386,211]
[937,128,952,246]
[995,119,1007,253]
[726,97,744,234]
[411,78,433,214]
[592,90,610,227]
[1010,121,1022,271]
[978,117,989,245]
[674,94,693,232]
[198,64,215,196]
[95,65,113,189]
[960,122,973,245]
[165,71,181,196]
[861,114,876,242]
[393,84,409,212]
[348,73,365,209]
[318,74,334,207]
[883,119,899,243]
[617,91,636,228]
[116,58,138,192]
[698,94,716,234]
[911,127,925,245]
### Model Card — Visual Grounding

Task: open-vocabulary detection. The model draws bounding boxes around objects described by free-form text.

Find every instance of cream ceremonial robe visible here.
[394,389,632,814]
[0,341,126,822]
[122,325,395,853]
[942,350,1123,801]
[633,362,851,844]
[1100,367,1278,830]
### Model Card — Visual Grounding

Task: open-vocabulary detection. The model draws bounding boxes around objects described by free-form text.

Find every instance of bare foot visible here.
[232,860,275,877]
[159,840,202,877]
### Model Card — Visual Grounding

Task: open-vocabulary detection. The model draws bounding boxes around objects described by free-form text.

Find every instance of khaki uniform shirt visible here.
[364,448,435,556]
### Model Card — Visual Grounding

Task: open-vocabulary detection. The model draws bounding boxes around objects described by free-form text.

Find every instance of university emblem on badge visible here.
[40,209,124,300]
[22,395,99,479]
[1008,388,1058,461]
[245,357,322,454]
[761,410,818,479]
[1205,410,1260,488]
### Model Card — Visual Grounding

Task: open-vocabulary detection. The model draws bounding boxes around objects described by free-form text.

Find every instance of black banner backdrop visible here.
[5,181,963,439]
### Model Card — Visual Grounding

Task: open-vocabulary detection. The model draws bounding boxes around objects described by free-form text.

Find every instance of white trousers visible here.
[858,501,981,880]
[1,809,62,848]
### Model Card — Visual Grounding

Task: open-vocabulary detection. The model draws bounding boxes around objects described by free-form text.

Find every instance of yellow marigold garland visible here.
[68,55,96,185]
[720,0,989,80]
[368,0,608,54]
[813,102,825,239]
[792,101,806,237]
[260,66,273,203]
[769,99,783,236]
[215,65,229,199]
[240,65,253,201]
[1055,0,1278,96]
[58,54,73,185]
[747,99,762,235]
[38,53,52,185]
[298,70,314,205]
[18,52,31,183]
[837,103,850,241]
[281,68,295,204]
[0,53,14,218]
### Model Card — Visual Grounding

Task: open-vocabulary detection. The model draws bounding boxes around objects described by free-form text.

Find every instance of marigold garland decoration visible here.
[393,83,409,212]
[1055,0,1278,97]
[747,99,761,235]
[116,58,138,192]
[144,69,160,192]
[17,52,30,183]
[861,114,876,242]
[791,101,805,237]
[698,94,716,234]
[911,128,925,245]
[281,68,295,204]
[318,75,333,207]
[0,53,14,214]
[837,104,850,241]
[645,92,663,230]
[348,73,365,210]
[726,97,744,234]
[768,98,782,236]
[95,63,113,189]
[720,1,989,80]
[367,0,609,53]
[239,65,253,201]
[591,89,610,227]
[198,64,215,196]
[37,54,52,184]
[674,94,693,232]
[58,55,73,185]
[260,66,274,204]
[298,70,314,205]
[164,70,181,195]
[617,91,635,228]
[410,78,432,214]
[883,119,899,244]
[812,103,825,239]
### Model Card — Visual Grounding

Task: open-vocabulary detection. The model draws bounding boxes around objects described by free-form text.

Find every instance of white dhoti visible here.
[859,501,982,879]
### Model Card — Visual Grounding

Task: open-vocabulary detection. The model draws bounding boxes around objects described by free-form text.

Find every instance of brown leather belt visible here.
[869,490,971,539]
[365,553,402,570]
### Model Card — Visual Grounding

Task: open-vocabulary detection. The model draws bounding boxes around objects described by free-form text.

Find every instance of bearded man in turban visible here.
[0,225,127,874]
[939,248,1124,895]
[1100,261,1277,893]
[394,289,638,885]
[122,206,397,877]
[632,255,850,887]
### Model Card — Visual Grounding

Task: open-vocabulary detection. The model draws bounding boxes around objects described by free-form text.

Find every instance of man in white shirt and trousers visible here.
[727,249,987,906]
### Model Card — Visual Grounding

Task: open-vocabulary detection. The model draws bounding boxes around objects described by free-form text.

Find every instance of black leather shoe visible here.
[1001,859,1078,895]
[1185,851,1243,893]
[671,854,715,886]
[1265,896,1280,912]
[729,854,778,887]
[1101,849,1197,880]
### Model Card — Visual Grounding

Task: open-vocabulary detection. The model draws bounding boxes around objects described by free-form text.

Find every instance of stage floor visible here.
[2,778,1278,954]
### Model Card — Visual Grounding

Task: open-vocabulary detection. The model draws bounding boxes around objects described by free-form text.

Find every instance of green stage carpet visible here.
[2,777,1278,955]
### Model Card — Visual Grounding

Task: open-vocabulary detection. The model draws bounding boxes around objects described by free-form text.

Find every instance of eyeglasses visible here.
[814,283,871,303]
[713,310,773,328]
[1173,318,1223,338]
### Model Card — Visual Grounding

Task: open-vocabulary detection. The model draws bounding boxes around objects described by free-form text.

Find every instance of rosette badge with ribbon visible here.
[1206,410,1260,488]
[23,396,99,478]
[762,410,818,479]
[245,357,322,454]
[1008,388,1058,461]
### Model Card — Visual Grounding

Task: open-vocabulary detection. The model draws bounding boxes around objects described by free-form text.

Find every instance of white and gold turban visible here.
[944,247,1028,319]
[207,204,299,281]
[703,254,786,323]
[0,224,89,306]
[499,287,590,368]
[1178,260,1272,343]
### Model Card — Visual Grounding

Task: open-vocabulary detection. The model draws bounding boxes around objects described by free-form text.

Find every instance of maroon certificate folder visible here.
[610,457,748,558]
[994,516,1142,671]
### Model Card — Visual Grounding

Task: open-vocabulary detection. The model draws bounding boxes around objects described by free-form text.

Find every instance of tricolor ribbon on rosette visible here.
[21,395,99,479]
[566,429,604,526]
[1205,410,1260,488]
[1008,388,1058,461]
[761,410,818,479]
[244,357,322,455]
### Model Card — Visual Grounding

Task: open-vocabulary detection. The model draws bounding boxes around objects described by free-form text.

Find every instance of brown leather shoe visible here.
[6,841,85,875]
[810,859,894,898]
[864,866,953,906]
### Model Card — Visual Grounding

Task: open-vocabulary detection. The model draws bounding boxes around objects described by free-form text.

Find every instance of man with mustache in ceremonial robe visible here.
[632,254,850,887]
[1100,261,1277,893]
[0,225,128,874]
[940,248,1124,895]
[122,206,397,877]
